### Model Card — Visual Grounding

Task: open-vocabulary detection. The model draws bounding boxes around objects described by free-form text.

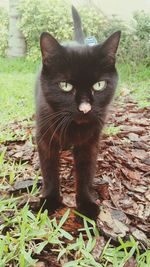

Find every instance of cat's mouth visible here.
[75,118,89,124]
[73,113,93,124]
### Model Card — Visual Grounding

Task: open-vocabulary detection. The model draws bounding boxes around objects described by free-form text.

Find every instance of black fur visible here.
[72,5,84,44]
[35,6,121,220]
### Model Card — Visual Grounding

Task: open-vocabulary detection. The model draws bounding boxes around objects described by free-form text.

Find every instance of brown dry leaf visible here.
[63,193,76,207]
[124,257,137,267]
[122,181,147,193]
[142,157,150,166]
[61,151,73,163]
[119,197,135,209]
[121,168,141,181]
[132,229,150,246]
[53,207,82,234]
[137,204,145,218]
[113,219,129,235]
[96,182,110,200]
[145,190,150,201]
[33,262,46,267]
[137,223,150,234]
[143,205,150,219]
[13,150,24,159]
[129,118,150,126]
[137,162,150,172]
[110,147,132,161]
[99,208,114,228]
[9,179,42,193]
[92,236,106,260]
[121,125,144,134]
[59,256,68,266]
[98,207,129,238]
[128,133,140,142]
[132,192,146,202]
[131,149,147,160]
[12,141,34,162]
[133,141,149,150]
[109,191,121,208]
[133,186,148,193]
[111,209,131,225]
[141,135,150,142]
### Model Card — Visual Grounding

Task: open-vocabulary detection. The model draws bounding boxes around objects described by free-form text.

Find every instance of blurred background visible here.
[0,0,150,64]
[1,0,150,19]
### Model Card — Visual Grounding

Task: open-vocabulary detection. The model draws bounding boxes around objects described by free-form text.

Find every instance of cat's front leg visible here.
[73,141,100,220]
[37,139,62,213]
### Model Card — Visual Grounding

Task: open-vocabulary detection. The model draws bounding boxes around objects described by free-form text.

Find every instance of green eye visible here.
[93,81,106,91]
[59,82,73,92]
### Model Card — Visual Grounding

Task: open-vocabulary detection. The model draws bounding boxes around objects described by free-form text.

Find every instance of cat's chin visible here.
[74,118,89,124]
[73,113,93,125]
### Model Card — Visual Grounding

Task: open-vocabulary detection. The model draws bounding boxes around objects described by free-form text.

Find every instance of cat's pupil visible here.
[59,81,73,92]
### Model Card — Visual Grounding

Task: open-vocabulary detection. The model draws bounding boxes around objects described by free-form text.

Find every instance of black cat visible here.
[35,6,121,220]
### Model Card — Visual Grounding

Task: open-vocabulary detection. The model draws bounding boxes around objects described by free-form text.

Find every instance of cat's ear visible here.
[101,31,121,59]
[40,32,61,64]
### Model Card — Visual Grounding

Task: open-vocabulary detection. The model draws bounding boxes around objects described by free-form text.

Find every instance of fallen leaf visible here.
[99,208,114,228]
[128,133,140,142]
[98,207,129,238]
[63,193,76,207]
[9,179,42,193]
[121,168,141,181]
[132,229,149,244]
[145,190,150,201]
[124,257,137,267]
[113,219,129,235]
[92,236,106,260]
[133,141,149,150]
[13,151,24,158]
[33,262,46,267]
[132,149,147,160]
[96,181,110,200]
[142,157,150,166]
[121,125,144,134]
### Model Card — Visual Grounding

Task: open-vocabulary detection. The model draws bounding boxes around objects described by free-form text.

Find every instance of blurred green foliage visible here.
[0,1,150,65]
[0,8,8,57]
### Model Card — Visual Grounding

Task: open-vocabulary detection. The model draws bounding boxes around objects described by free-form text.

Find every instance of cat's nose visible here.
[78,102,91,114]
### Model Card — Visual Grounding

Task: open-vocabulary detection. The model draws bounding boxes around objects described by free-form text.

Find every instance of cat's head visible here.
[40,31,121,124]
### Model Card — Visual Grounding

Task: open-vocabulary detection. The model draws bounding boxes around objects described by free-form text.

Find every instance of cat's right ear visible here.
[100,31,121,60]
[40,32,61,64]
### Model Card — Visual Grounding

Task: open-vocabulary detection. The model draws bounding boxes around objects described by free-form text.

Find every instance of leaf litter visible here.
[0,97,150,265]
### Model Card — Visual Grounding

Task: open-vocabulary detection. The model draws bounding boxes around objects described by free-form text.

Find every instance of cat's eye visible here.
[59,82,73,92]
[93,81,106,91]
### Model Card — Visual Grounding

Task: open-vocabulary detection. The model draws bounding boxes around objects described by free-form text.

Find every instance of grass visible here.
[0,190,150,266]
[0,57,149,139]
[0,57,150,266]
[118,63,150,108]
[0,183,150,267]
[104,125,121,136]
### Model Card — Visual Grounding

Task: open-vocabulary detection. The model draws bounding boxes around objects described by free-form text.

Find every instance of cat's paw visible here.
[40,194,63,214]
[77,200,100,221]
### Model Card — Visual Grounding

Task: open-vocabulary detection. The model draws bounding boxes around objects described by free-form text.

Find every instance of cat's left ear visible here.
[40,32,62,64]
[101,31,121,59]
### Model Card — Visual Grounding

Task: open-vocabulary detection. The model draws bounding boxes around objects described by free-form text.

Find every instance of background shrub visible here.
[0,0,149,65]
[17,0,73,61]
[0,8,9,57]
[131,11,150,65]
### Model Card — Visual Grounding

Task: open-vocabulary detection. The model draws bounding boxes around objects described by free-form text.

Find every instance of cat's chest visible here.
[60,122,99,149]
